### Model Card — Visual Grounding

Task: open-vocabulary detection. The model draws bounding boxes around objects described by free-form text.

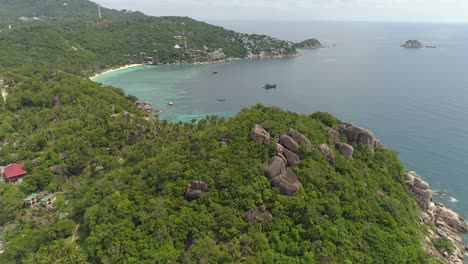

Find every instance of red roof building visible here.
[3,163,28,182]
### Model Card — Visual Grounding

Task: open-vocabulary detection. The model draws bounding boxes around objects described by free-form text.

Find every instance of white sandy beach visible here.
[90,64,143,81]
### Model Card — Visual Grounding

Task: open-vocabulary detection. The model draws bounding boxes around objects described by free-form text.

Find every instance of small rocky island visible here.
[294,38,323,49]
[401,40,423,48]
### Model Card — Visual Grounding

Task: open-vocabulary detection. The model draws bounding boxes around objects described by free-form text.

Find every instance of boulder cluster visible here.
[405,171,468,263]
[185,180,208,201]
[325,122,381,160]
[252,125,312,196]
[249,124,271,144]
[338,123,380,152]
[252,123,378,196]
[244,204,273,223]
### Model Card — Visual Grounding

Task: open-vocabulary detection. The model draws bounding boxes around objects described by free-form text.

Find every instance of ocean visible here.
[93,21,468,227]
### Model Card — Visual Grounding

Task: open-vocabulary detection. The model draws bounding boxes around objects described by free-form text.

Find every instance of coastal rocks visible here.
[135,101,158,116]
[335,142,354,158]
[319,144,336,167]
[404,171,467,263]
[185,180,208,201]
[250,124,271,144]
[279,135,299,152]
[413,184,433,211]
[338,123,380,151]
[288,128,314,150]
[401,40,423,48]
[244,205,273,223]
[414,178,430,190]
[271,169,302,196]
[435,206,468,233]
[405,171,433,211]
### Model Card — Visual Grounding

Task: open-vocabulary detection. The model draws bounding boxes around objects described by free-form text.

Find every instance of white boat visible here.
[168,102,174,106]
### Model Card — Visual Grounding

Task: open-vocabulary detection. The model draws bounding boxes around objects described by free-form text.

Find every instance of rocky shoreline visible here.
[405,171,467,263]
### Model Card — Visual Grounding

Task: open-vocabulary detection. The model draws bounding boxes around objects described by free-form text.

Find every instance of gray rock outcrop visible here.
[254,126,307,196]
[335,142,354,158]
[49,165,67,175]
[435,206,468,233]
[244,205,273,223]
[319,144,336,167]
[282,148,301,167]
[270,169,302,196]
[404,171,467,263]
[265,156,302,195]
[338,123,380,151]
[265,156,287,180]
[279,135,299,152]
[250,124,271,144]
[185,180,208,201]
[326,128,341,142]
[288,128,314,149]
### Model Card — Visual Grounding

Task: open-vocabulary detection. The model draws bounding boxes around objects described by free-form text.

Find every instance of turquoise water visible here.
[94,21,468,226]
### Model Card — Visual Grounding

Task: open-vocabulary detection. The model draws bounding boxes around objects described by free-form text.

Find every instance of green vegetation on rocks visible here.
[294,38,323,49]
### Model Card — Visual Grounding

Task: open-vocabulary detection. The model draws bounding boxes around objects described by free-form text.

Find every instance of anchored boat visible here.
[264,83,277,89]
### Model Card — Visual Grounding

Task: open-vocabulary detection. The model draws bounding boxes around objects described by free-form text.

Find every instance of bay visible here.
[94,21,468,226]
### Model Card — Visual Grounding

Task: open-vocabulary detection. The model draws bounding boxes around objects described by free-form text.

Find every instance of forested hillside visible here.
[0,0,460,263]
[0,0,296,76]
[0,68,437,263]
[0,0,145,25]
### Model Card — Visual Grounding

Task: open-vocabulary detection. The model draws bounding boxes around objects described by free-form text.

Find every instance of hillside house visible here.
[24,193,38,207]
[40,193,57,207]
[0,76,4,85]
[2,163,28,183]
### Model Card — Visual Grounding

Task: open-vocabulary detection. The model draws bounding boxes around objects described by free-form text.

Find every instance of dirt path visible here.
[71,218,83,242]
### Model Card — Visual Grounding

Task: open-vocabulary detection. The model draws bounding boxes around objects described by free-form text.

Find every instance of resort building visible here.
[24,193,39,207]
[2,163,28,184]
[40,193,57,208]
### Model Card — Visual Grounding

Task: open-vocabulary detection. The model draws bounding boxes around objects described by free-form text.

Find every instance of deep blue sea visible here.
[94,21,468,229]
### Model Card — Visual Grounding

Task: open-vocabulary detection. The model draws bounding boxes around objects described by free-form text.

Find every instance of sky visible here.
[93,0,468,23]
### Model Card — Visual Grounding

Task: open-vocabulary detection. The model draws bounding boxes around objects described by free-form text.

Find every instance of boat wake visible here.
[449,197,459,203]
